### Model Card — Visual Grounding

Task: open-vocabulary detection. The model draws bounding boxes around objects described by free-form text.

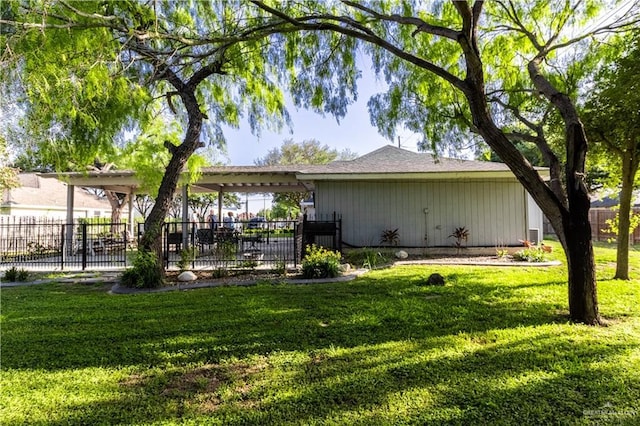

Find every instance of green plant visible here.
[239,260,258,269]
[301,244,342,279]
[496,248,510,259]
[380,228,400,246]
[513,247,547,262]
[273,259,287,276]
[211,268,228,279]
[3,267,29,282]
[449,226,469,253]
[120,249,164,288]
[214,241,236,260]
[177,247,198,271]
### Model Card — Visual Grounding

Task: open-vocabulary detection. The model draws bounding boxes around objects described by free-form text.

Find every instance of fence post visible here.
[61,225,66,270]
[81,223,87,270]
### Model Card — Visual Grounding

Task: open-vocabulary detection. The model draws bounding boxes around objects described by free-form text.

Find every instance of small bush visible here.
[211,268,228,279]
[273,259,287,276]
[120,250,164,288]
[4,267,29,282]
[177,247,198,271]
[301,244,342,279]
[513,247,547,263]
[380,228,400,246]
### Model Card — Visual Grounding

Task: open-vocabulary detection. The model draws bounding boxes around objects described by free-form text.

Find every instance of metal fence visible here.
[160,220,300,271]
[1,216,344,272]
[0,217,129,271]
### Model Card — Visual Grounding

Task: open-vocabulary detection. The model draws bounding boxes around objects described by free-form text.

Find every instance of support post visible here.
[182,185,189,248]
[128,193,135,241]
[65,184,75,255]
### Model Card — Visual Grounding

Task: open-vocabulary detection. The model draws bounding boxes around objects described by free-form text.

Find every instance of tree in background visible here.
[0,136,19,190]
[271,200,300,221]
[254,139,357,211]
[582,33,640,280]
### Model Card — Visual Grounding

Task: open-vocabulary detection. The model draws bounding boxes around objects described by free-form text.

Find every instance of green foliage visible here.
[255,139,357,211]
[3,267,29,282]
[449,226,469,253]
[214,241,236,261]
[120,250,164,288]
[0,137,19,190]
[177,247,198,272]
[273,259,287,276]
[496,248,510,259]
[301,244,342,279]
[380,228,400,246]
[343,248,391,270]
[513,247,547,263]
[604,207,640,242]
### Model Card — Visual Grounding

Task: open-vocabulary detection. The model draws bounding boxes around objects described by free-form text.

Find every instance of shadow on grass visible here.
[2,266,639,425]
[2,268,572,371]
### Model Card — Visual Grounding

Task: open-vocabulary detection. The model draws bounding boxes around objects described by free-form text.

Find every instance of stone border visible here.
[110,269,370,294]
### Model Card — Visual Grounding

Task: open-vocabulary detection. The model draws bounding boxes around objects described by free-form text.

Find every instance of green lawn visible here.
[1,242,639,425]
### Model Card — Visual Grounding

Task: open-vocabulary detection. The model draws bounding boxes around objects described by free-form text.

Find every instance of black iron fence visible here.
[160,220,300,270]
[1,216,343,272]
[0,219,129,270]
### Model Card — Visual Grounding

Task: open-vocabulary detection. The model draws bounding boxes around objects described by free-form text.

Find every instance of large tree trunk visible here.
[139,84,204,280]
[614,151,638,280]
[463,71,601,324]
[562,205,600,324]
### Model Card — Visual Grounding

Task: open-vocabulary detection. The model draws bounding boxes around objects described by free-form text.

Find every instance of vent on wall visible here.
[528,228,540,245]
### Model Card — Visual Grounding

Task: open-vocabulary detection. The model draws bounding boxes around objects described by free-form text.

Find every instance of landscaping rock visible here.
[395,250,409,259]
[177,271,197,282]
[340,263,352,272]
[424,273,445,286]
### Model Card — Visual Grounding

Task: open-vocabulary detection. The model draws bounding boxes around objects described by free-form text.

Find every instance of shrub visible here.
[301,244,342,279]
[449,226,469,253]
[274,259,287,276]
[513,247,547,263]
[4,267,29,282]
[120,250,164,288]
[177,247,198,271]
[380,228,400,246]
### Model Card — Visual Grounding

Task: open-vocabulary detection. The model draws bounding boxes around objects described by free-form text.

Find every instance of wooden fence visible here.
[543,208,640,245]
[589,208,640,244]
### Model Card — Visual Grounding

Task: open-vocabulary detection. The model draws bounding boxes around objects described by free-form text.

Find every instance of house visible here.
[297,146,546,247]
[1,173,113,219]
[40,145,547,248]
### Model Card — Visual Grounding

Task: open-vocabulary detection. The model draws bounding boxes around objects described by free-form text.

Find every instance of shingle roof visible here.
[318,145,513,174]
[2,174,112,209]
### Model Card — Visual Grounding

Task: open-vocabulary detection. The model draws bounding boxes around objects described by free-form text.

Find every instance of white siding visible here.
[315,179,527,247]
[526,193,545,243]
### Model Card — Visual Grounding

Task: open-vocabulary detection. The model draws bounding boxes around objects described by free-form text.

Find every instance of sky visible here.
[221,59,423,166]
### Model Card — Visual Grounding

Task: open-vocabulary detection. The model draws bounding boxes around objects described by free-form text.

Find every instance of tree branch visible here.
[250,1,468,91]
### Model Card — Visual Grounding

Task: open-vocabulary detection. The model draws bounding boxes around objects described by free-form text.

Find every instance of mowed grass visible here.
[1,241,639,425]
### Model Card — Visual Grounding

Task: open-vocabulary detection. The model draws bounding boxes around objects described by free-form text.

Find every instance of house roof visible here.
[2,173,113,210]
[39,145,547,194]
[297,145,541,181]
